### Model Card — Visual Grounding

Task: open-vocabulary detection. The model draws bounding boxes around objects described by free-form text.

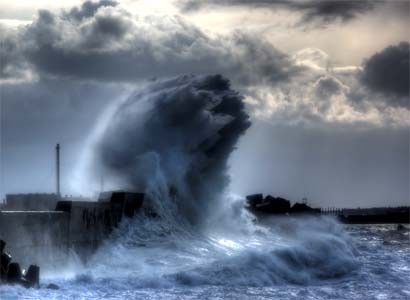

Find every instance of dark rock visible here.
[24,265,40,288]
[7,262,22,283]
[0,240,5,254]
[46,283,60,290]
[0,252,12,280]
[246,194,264,208]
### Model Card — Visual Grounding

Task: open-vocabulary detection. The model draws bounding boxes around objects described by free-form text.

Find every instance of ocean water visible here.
[1,216,409,300]
[2,75,408,299]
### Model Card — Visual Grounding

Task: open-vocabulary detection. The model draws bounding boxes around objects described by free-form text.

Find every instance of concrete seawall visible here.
[0,211,70,268]
[0,192,144,270]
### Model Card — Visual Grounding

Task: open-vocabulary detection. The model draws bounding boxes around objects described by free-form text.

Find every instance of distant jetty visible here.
[246,194,410,224]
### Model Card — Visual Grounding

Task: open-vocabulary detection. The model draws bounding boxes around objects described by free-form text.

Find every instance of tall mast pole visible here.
[56,143,60,197]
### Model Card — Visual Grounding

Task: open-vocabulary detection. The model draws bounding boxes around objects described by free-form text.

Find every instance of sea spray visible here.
[89,74,250,225]
[72,74,358,287]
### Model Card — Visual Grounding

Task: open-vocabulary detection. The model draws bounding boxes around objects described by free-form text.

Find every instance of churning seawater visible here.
[1,217,409,300]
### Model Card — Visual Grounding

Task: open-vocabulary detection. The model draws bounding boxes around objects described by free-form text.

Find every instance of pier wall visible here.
[0,192,144,270]
[0,211,70,268]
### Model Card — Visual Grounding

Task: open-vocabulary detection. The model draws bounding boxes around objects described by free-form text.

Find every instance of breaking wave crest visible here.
[80,215,358,288]
[74,74,358,287]
[91,74,250,227]
[171,230,357,286]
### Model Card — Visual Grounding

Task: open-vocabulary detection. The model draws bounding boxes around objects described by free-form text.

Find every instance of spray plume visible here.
[89,74,250,224]
[67,74,358,288]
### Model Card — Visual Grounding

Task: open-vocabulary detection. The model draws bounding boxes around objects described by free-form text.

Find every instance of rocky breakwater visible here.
[0,239,39,288]
[246,194,320,216]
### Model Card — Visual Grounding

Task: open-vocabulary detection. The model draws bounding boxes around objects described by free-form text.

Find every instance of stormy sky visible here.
[0,0,409,208]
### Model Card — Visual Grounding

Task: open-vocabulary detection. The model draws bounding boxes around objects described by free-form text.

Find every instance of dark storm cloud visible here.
[295,0,374,24]
[0,30,20,79]
[178,0,376,25]
[0,27,30,82]
[4,1,299,86]
[65,0,118,21]
[90,13,128,37]
[361,42,409,107]
[0,0,408,127]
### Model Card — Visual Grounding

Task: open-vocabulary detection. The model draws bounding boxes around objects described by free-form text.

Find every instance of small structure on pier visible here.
[246,194,319,215]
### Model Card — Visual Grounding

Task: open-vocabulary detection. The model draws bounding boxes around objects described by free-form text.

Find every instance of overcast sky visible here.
[0,0,409,207]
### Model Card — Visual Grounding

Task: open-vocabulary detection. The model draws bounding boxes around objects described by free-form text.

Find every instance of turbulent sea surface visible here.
[0,220,409,300]
[2,75,408,299]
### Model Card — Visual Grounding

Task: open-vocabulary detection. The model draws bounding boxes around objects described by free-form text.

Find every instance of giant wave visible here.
[72,74,358,288]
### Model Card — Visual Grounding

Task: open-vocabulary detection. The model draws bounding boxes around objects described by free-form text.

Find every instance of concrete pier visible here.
[0,191,144,268]
[0,211,69,267]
